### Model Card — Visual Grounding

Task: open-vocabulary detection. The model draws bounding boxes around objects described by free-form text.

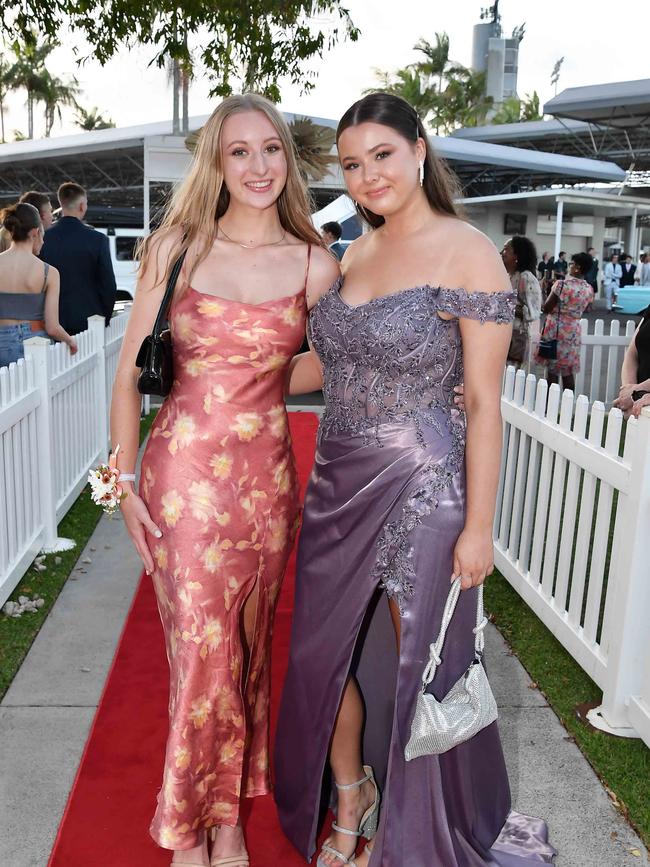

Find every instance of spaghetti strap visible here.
[41,262,49,292]
[302,244,312,292]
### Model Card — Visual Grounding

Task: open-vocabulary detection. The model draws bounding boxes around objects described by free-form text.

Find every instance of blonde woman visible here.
[110,94,338,866]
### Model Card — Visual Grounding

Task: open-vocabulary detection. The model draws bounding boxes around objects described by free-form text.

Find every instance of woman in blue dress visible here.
[275,94,555,867]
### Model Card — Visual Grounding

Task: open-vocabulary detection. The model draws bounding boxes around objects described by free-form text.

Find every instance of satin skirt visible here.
[274,418,555,866]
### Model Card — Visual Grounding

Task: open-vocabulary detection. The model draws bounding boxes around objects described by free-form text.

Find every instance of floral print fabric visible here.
[535,276,593,375]
[139,282,306,850]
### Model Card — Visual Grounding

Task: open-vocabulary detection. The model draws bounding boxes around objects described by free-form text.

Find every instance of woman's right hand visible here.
[67,337,78,355]
[120,486,163,574]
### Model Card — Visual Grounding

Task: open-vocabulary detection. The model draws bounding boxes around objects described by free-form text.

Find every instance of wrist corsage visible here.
[88,445,135,515]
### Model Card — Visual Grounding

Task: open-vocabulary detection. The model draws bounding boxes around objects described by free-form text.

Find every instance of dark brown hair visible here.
[19,191,51,215]
[336,92,463,228]
[1,202,42,242]
[58,181,86,208]
[508,235,538,275]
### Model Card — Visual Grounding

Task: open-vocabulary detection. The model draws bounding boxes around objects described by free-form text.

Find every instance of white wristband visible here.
[120,473,136,482]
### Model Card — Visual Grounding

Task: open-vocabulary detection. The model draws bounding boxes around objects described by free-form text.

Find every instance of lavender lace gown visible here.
[274,278,556,867]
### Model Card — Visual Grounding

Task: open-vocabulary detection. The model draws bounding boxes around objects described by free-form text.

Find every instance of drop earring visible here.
[419,162,424,187]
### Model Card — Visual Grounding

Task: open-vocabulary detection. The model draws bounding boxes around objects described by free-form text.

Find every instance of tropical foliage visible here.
[0,52,10,142]
[75,106,115,131]
[41,71,80,136]
[371,32,493,135]
[0,33,81,139]
[287,117,336,182]
[491,91,543,125]
[2,1,359,103]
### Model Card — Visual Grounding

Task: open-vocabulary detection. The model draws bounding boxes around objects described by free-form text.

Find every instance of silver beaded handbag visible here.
[405,578,498,761]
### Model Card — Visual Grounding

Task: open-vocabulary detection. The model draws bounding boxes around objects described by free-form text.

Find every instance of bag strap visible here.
[542,281,562,340]
[151,249,187,337]
[420,578,488,690]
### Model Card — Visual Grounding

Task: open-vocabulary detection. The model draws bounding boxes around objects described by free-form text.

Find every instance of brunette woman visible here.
[275,93,555,867]
[0,202,76,367]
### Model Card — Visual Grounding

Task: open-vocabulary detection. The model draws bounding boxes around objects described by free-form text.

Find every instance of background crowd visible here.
[0,188,648,419]
[0,182,116,367]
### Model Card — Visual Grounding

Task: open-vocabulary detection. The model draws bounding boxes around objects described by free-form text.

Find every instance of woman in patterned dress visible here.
[535,252,594,392]
[109,94,338,866]
[275,93,556,866]
[501,235,542,372]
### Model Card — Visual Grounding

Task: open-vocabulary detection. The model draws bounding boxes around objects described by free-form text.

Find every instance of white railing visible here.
[0,313,129,605]
[575,318,637,406]
[495,366,650,748]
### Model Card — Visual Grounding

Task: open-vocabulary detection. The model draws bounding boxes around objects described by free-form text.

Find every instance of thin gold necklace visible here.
[218,224,286,249]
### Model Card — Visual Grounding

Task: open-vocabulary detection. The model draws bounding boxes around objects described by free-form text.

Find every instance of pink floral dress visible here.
[535,276,592,375]
[139,274,307,850]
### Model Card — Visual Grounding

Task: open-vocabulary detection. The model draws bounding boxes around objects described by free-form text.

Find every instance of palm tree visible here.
[372,32,493,135]
[441,66,492,131]
[287,117,337,182]
[41,71,80,136]
[0,53,11,143]
[521,91,542,122]
[8,34,56,138]
[414,33,450,96]
[166,22,193,134]
[492,96,523,125]
[368,68,438,121]
[75,105,115,131]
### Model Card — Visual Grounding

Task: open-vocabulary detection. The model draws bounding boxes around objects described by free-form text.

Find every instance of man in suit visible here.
[620,254,636,287]
[40,182,116,334]
[321,221,346,262]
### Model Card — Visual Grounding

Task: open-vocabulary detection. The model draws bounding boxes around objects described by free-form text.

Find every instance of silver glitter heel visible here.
[317,766,380,866]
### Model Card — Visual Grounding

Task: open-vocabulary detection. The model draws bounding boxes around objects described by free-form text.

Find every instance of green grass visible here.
[0,410,157,702]
[486,570,650,851]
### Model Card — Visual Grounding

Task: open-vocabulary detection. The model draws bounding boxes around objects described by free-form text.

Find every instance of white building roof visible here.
[0,113,625,183]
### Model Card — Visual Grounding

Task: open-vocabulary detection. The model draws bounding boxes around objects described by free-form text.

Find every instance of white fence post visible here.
[587,406,650,737]
[24,337,75,554]
[88,315,109,462]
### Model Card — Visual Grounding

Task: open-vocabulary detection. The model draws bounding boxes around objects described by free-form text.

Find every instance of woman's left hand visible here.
[630,392,650,418]
[452,528,494,590]
[617,383,637,402]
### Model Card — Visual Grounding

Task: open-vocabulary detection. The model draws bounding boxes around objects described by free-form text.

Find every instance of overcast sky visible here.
[2,0,649,138]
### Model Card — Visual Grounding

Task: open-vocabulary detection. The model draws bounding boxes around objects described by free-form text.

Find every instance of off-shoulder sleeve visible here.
[435,287,516,324]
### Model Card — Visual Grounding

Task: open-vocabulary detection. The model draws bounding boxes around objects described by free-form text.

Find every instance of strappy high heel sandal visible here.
[209,826,249,867]
[170,838,209,867]
[317,766,380,867]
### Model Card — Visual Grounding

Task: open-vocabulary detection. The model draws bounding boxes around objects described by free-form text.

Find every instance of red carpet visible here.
[49,413,327,867]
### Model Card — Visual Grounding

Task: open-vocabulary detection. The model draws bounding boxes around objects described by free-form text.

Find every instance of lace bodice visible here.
[309,277,515,444]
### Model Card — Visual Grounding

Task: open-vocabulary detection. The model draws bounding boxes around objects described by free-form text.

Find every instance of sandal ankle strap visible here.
[332,821,362,837]
[334,765,373,791]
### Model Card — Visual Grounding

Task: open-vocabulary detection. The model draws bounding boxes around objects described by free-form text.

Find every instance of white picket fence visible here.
[1,308,649,746]
[574,318,637,407]
[0,314,128,605]
[495,366,650,748]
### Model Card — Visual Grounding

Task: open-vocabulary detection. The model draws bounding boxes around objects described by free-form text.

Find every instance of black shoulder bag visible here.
[135,250,187,396]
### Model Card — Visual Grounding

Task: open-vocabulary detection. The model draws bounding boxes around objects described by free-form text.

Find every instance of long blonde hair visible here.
[139,93,322,285]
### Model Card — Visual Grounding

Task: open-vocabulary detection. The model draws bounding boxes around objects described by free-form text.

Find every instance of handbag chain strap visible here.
[151,249,188,338]
[420,578,488,690]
